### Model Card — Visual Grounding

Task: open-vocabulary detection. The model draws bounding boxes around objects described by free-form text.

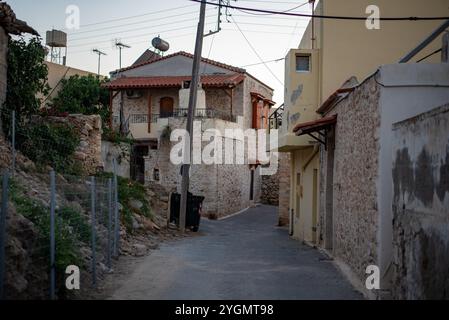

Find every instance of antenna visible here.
[92,49,107,75]
[115,41,131,69]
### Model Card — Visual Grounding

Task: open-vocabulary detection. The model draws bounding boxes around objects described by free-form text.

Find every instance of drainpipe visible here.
[442,32,449,63]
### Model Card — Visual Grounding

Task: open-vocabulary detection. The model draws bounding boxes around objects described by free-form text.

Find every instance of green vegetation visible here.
[1,37,49,139]
[19,121,82,175]
[50,74,110,129]
[9,180,82,273]
[96,172,152,233]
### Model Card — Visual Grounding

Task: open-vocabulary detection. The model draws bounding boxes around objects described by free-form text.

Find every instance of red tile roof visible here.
[103,74,246,90]
[293,115,337,136]
[115,51,246,74]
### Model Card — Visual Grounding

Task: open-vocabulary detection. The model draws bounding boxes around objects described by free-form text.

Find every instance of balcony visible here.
[127,108,236,124]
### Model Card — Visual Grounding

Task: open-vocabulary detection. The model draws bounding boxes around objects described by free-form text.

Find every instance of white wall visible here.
[377,63,449,285]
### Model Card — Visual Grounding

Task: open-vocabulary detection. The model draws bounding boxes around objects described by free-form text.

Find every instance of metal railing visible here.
[127,108,237,124]
[269,104,284,131]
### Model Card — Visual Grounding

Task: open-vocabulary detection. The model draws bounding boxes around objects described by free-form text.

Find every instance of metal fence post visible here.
[49,170,56,300]
[11,111,15,176]
[90,176,97,288]
[107,178,112,269]
[0,172,9,299]
[113,159,120,258]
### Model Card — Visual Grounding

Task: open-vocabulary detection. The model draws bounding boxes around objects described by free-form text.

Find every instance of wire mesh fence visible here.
[0,110,124,299]
[0,168,120,299]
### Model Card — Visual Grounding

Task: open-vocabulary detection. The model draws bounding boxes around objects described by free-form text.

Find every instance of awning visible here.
[293,115,337,149]
[293,115,337,135]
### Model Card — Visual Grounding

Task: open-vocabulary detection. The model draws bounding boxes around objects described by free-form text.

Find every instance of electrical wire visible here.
[230,16,284,86]
[79,4,198,28]
[240,58,285,68]
[69,10,213,35]
[69,15,216,42]
[235,1,310,17]
[416,48,443,62]
[191,0,449,21]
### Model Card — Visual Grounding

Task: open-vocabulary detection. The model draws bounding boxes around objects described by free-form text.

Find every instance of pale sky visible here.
[8,0,313,106]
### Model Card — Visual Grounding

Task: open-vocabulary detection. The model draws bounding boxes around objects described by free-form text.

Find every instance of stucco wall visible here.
[0,27,7,134]
[320,76,381,282]
[101,141,131,178]
[391,104,449,299]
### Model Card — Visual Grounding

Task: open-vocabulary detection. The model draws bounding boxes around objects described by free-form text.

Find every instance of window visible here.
[296,54,311,72]
[153,168,160,182]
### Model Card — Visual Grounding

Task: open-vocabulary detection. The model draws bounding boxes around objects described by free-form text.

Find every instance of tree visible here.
[1,37,49,138]
[50,74,110,127]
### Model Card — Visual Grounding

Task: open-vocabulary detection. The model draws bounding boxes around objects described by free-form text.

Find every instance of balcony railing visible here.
[269,104,284,131]
[128,108,236,124]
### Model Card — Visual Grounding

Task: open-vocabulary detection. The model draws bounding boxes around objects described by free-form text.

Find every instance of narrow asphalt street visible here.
[109,205,363,300]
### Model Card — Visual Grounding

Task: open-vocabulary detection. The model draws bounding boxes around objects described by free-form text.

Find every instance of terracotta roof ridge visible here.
[113,51,246,74]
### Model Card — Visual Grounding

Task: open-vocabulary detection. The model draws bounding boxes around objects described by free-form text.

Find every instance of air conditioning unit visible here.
[182,81,191,89]
[126,89,143,99]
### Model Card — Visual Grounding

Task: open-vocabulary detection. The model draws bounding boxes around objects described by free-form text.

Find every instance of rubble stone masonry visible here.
[320,76,381,283]
[0,27,7,133]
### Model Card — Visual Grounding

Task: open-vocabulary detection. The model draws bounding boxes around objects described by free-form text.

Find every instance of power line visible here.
[79,4,198,28]
[416,48,442,62]
[240,57,285,67]
[235,1,310,17]
[67,22,216,49]
[69,10,212,35]
[230,16,284,86]
[69,15,216,42]
[192,0,449,21]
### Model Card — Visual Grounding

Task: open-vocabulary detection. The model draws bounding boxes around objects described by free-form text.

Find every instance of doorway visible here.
[312,169,318,244]
[250,169,255,201]
[131,144,150,184]
[160,97,174,118]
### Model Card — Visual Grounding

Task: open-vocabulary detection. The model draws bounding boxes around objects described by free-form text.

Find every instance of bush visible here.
[19,121,81,174]
[1,37,49,137]
[9,180,81,278]
[96,172,152,233]
[50,75,110,129]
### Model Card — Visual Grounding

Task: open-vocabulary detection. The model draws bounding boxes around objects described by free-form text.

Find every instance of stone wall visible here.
[144,117,262,218]
[278,152,291,226]
[46,114,103,175]
[0,27,7,134]
[391,103,449,300]
[320,76,381,283]
[261,173,279,206]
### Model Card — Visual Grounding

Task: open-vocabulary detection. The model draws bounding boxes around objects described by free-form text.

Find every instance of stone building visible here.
[294,63,449,299]
[104,51,276,218]
[0,1,39,133]
[277,0,449,245]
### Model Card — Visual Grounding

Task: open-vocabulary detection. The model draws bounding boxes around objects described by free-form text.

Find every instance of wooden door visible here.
[160,97,174,118]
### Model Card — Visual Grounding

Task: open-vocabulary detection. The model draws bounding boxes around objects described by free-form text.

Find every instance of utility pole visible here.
[115,41,131,69]
[93,48,107,75]
[179,0,207,232]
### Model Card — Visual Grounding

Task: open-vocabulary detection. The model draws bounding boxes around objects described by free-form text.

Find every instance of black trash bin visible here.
[169,192,205,232]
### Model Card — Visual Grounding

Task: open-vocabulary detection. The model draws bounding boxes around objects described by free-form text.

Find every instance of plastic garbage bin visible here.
[169,192,205,232]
